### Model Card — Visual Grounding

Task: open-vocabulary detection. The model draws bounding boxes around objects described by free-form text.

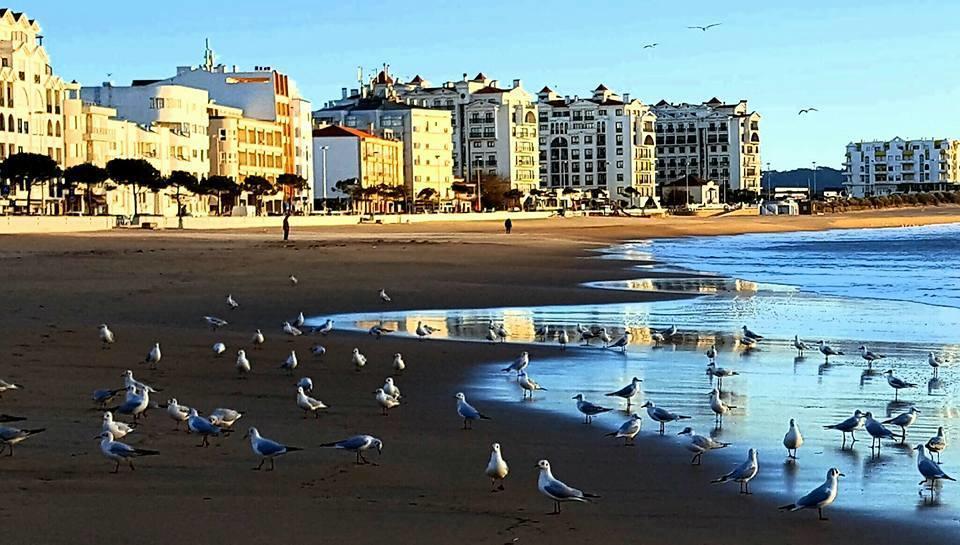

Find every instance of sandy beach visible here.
[2,208,959,545]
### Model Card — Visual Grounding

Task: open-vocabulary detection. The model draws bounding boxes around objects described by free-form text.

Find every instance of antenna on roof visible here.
[203,38,215,71]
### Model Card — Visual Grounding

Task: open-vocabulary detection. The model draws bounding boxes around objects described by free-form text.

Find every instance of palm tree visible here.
[106,158,160,217]
[63,163,108,215]
[242,175,277,216]
[1,153,61,215]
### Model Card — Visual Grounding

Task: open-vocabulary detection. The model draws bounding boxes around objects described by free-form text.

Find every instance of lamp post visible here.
[765,161,771,201]
[320,145,328,213]
[812,161,818,199]
[434,153,441,214]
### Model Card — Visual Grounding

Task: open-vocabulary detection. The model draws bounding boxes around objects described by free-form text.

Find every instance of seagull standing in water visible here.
[823,410,866,446]
[292,312,305,328]
[557,329,569,350]
[817,341,843,362]
[712,448,759,494]
[456,392,491,429]
[650,331,665,346]
[573,394,613,424]
[518,372,546,399]
[144,342,161,368]
[783,418,804,460]
[741,325,763,341]
[598,328,613,347]
[495,323,509,343]
[98,324,115,348]
[706,362,738,392]
[485,443,509,491]
[537,459,599,514]
[857,345,884,369]
[605,414,643,446]
[319,434,382,465]
[607,331,631,352]
[926,426,947,462]
[486,326,498,344]
[882,407,920,444]
[883,370,917,401]
[502,351,530,377]
[416,321,437,340]
[864,411,899,452]
[779,468,844,521]
[678,427,730,465]
[709,388,736,428]
[642,400,691,435]
[928,352,944,377]
[97,431,158,473]
[246,427,302,471]
[793,336,810,356]
[705,344,717,363]
[604,377,643,408]
[368,324,394,339]
[915,444,955,499]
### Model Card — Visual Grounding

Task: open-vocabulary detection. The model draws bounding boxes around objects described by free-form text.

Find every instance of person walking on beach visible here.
[504,218,512,234]
[282,213,290,241]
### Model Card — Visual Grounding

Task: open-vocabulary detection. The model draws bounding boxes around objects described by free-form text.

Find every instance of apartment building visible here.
[843,137,960,197]
[312,124,404,213]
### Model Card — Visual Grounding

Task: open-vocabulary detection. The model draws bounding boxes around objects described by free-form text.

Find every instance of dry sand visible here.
[1,208,959,545]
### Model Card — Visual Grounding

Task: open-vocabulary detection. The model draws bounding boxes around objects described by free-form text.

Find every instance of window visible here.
[487,141,495,147]
[584,135,593,144]
[472,142,481,148]
[616,160,624,168]
[219,129,227,141]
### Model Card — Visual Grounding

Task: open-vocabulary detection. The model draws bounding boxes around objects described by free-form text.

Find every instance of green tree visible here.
[106,158,160,217]
[0,153,61,214]
[242,175,277,215]
[201,175,242,215]
[64,163,109,215]
[166,171,198,227]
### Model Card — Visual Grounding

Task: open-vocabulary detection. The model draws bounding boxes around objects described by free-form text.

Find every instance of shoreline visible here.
[0,209,957,544]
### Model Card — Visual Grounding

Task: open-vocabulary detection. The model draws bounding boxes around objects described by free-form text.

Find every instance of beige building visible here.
[312,125,403,213]
[843,137,960,198]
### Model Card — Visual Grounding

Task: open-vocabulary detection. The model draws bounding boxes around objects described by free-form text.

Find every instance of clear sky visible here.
[29,0,960,170]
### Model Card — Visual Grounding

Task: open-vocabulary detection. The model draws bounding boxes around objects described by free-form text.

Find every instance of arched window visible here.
[524,111,536,123]
[47,120,54,136]
[55,120,61,137]
[6,115,12,132]
[750,133,760,143]
[644,135,654,145]
[0,115,5,131]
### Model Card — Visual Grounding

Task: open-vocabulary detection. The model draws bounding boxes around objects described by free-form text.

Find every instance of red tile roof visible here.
[313,125,381,140]
[474,86,508,94]
[595,84,609,91]
[472,72,488,81]
[539,86,554,93]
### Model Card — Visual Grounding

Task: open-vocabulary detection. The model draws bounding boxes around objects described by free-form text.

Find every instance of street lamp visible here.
[812,161,818,198]
[320,145,329,213]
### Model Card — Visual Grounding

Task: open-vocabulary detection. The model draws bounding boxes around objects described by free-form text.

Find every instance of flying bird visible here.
[798,108,819,115]
[642,43,658,49]
[688,23,722,31]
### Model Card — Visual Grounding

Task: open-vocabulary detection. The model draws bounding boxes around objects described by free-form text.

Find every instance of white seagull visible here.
[495,323,508,342]
[709,388,737,428]
[857,345,884,368]
[882,407,920,444]
[678,427,730,465]
[607,331,631,352]
[485,443,509,491]
[352,348,367,371]
[741,325,763,340]
[212,342,226,356]
[98,324,115,348]
[144,342,161,368]
[817,341,843,362]
[311,344,326,357]
[379,288,392,303]
[712,448,759,494]
[251,329,264,348]
[605,414,643,446]
[456,392,491,429]
[557,329,569,350]
[280,350,298,374]
[369,324,394,339]
[374,388,400,415]
[319,434,382,465]
[246,427,302,470]
[102,411,134,440]
[573,394,613,424]
[289,275,298,286]
[383,377,401,399]
[883,369,917,401]
[297,386,327,418]
[778,468,844,521]
[642,400,691,435]
[293,311,305,328]
[604,377,643,408]
[316,319,334,335]
[122,369,158,393]
[864,411,899,452]
[518,371,547,398]
[783,418,804,460]
[485,326,498,343]
[97,431,157,473]
[823,410,866,445]
[236,349,251,377]
[793,335,810,356]
[165,399,190,430]
[502,351,530,376]
[706,362,739,392]
[705,344,717,362]
[296,377,313,393]
[187,408,230,447]
[209,408,243,428]
[282,321,302,337]
[537,459,599,514]
[416,321,437,340]
[928,352,944,377]
[226,294,238,309]
[393,353,405,372]
[926,426,947,463]
[204,315,229,330]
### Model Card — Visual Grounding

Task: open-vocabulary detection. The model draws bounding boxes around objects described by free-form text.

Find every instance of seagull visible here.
[915,444,955,497]
[607,331,631,352]
[374,388,400,415]
[783,418,804,460]
[112,386,149,420]
[537,459,599,514]
[535,324,549,341]
[293,312,305,328]
[793,335,810,356]
[705,344,717,362]
[573,394,613,424]
[282,321,302,337]
[187,408,230,447]
[280,350,298,374]
[926,426,947,463]
[319,434,382,465]
[518,371,547,398]
[0,380,22,397]
[383,377,401,399]
[883,370,916,401]
[642,43,658,49]
[369,324,394,339]
[486,326,498,343]
[823,410,866,445]
[212,342,226,356]
[456,392,491,429]
[650,331,665,346]
[678,427,730,465]
[657,325,678,339]
[712,448,759,494]
[97,431,158,473]
[352,348,367,372]
[251,329,264,348]
[209,408,243,428]
[226,294,238,309]
[642,401,691,435]
[604,377,643,408]
[779,468,844,521]
[495,323,508,342]
[557,329,569,350]
[817,341,843,362]
[92,388,124,408]
[502,351,530,376]
[739,335,758,349]
[0,426,45,456]
[688,23,722,31]
[296,377,313,393]
[102,411,134,440]
[706,362,739,392]
[393,353,405,372]
[236,349,251,377]
[122,370,158,393]
[310,344,326,357]
[605,414,643,446]
[709,388,736,428]
[598,328,613,347]
[144,342,161,368]
[297,386,327,418]
[416,321,437,340]
[580,328,597,346]
[245,427,302,471]
[857,345,884,368]
[486,443,509,491]
[928,352,944,377]
[289,274,298,286]
[741,325,763,340]
[882,407,920,444]
[864,411,899,452]
[98,324,115,348]
[165,399,190,430]
[204,316,229,330]
[798,108,819,115]
[315,319,334,335]
[379,288,392,303]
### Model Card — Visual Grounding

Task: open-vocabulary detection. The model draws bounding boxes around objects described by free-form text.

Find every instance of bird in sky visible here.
[643,43,658,49]
[798,108,819,115]
[688,23,721,31]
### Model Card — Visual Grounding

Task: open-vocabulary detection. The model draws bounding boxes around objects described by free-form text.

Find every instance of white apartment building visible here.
[843,137,960,198]
[651,98,761,195]
[537,85,657,203]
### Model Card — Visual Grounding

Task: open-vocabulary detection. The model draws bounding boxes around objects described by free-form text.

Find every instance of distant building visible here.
[536,85,657,204]
[207,102,285,188]
[660,175,721,207]
[312,125,404,214]
[842,137,960,197]
[771,186,810,201]
[651,98,761,195]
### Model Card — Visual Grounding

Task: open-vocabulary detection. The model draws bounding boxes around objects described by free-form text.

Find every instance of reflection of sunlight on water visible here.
[586,277,777,295]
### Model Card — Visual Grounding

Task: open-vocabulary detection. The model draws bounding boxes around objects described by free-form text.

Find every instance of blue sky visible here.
[30,0,960,169]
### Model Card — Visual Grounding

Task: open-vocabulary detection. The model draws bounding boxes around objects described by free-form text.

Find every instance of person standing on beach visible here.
[504,218,512,234]
[282,213,290,241]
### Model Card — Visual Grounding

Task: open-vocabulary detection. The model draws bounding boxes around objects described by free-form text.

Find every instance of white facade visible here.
[843,137,960,198]
[652,98,761,194]
[312,134,360,203]
[536,85,657,202]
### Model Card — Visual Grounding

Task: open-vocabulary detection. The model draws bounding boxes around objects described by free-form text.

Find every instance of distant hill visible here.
[762,167,844,189]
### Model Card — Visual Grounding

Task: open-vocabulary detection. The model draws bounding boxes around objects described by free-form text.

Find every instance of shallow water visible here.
[311,223,960,527]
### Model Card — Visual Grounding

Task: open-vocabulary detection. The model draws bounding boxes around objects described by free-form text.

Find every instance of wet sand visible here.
[1,209,959,544]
